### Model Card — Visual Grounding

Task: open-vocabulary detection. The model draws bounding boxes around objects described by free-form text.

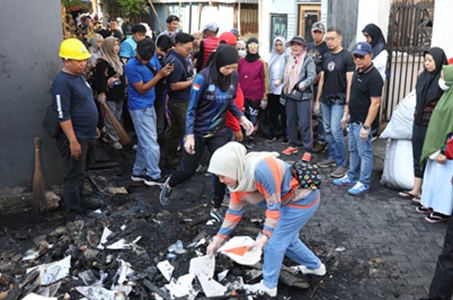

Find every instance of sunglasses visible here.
[248,43,258,48]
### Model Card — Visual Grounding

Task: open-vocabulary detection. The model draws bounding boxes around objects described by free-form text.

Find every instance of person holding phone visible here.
[160,45,254,223]
[163,32,195,167]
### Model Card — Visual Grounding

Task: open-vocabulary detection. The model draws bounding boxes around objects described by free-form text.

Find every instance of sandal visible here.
[411,195,421,206]
[425,212,449,224]
[415,205,433,214]
[398,190,418,199]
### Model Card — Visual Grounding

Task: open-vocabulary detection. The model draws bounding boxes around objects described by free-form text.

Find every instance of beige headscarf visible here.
[208,142,279,192]
[100,36,123,76]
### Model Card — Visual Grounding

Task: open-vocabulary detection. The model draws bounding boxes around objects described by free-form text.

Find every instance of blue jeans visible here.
[347,122,373,185]
[262,190,322,288]
[321,102,347,167]
[286,98,312,152]
[130,107,161,179]
[313,86,326,143]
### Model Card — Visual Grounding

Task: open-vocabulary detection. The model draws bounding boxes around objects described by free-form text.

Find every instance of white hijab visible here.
[208,142,279,192]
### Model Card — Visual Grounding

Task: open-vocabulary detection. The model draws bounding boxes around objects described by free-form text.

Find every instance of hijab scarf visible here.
[89,34,103,64]
[421,64,453,165]
[283,41,306,95]
[208,142,279,192]
[362,23,387,58]
[209,44,239,92]
[415,47,447,123]
[268,36,289,68]
[100,36,123,76]
[245,37,260,63]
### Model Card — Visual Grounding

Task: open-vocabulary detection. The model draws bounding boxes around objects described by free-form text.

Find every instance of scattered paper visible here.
[97,227,113,250]
[218,236,262,266]
[165,274,198,300]
[75,285,115,300]
[189,255,215,278]
[27,255,71,286]
[217,270,229,282]
[117,259,134,284]
[335,246,346,252]
[157,260,174,282]
[22,249,41,261]
[22,293,57,300]
[197,273,227,297]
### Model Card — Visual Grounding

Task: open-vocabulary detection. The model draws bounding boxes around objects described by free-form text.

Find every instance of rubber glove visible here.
[240,116,254,136]
[184,134,195,154]
[207,236,225,257]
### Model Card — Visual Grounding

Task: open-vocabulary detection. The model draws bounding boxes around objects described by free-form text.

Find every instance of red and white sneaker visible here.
[302,152,312,162]
[282,146,298,155]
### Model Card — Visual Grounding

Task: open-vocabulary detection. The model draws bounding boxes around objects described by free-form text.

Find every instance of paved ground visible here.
[263,136,448,299]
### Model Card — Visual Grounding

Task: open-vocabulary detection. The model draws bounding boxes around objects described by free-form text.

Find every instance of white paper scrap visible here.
[189,255,215,278]
[157,260,174,282]
[218,236,262,266]
[197,273,227,297]
[164,274,197,300]
[75,285,115,300]
[97,227,113,250]
[22,293,57,300]
[117,259,134,284]
[35,255,71,286]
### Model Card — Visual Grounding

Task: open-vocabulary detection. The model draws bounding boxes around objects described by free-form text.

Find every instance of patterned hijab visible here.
[208,142,279,192]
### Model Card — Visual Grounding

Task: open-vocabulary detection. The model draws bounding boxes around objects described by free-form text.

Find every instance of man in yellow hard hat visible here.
[50,38,103,221]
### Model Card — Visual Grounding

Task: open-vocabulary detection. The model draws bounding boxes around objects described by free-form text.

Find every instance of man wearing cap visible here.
[196,21,220,71]
[333,42,383,195]
[51,38,103,221]
[307,22,329,153]
[314,27,355,179]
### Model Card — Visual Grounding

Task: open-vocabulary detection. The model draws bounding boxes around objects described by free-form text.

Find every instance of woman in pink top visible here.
[238,37,269,149]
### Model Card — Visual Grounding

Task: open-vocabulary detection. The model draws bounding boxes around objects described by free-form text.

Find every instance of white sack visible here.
[380,90,416,140]
[380,139,414,190]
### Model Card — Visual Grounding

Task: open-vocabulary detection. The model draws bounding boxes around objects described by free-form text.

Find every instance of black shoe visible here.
[312,141,327,153]
[246,138,255,149]
[82,197,104,210]
[159,177,173,206]
[210,208,224,223]
[281,137,289,145]
[144,176,166,187]
[266,136,276,143]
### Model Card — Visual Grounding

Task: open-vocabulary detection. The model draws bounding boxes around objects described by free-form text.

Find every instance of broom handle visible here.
[34,137,41,168]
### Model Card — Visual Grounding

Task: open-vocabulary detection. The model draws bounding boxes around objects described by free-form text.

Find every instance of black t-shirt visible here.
[320,49,355,105]
[307,41,329,75]
[349,63,384,129]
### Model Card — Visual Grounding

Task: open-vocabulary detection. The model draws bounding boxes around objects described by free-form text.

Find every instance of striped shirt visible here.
[217,157,319,239]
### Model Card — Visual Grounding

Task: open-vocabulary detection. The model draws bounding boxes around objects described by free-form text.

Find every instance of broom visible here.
[102,102,131,146]
[32,137,47,214]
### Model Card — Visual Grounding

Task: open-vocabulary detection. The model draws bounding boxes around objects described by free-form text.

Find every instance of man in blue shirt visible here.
[124,38,174,186]
[119,24,147,64]
[164,32,195,166]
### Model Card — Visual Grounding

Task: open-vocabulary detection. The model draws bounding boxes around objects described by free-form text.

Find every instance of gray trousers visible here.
[286,98,313,152]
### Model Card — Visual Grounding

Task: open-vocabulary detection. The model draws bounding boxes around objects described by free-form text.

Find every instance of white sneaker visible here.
[111,141,123,150]
[243,280,277,297]
[293,263,326,276]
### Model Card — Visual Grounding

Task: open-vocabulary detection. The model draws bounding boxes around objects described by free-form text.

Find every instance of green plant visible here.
[117,0,145,23]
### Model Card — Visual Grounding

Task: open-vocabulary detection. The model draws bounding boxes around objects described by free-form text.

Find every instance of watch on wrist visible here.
[363,125,371,130]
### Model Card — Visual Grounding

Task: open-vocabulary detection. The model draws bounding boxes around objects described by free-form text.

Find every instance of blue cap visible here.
[352,42,372,56]
[230,28,239,36]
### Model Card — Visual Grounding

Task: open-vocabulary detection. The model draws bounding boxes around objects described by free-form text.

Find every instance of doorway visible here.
[298,4,321,43]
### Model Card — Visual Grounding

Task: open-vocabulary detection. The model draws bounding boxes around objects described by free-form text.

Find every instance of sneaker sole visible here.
[159,177,172,206]
[330,173,347,178]
[348,189,369,195]
[131,176,146,182]
[282,150,298,156]
[318,163,336,168]
[144,180,164,187]
[333,181,356,187]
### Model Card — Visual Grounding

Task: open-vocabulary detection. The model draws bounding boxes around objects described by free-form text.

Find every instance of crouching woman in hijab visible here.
[206,142,326,297]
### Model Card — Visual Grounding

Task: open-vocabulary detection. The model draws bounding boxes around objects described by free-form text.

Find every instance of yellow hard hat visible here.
[59,38,91,60]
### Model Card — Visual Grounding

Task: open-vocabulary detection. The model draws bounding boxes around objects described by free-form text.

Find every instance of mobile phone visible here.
[165,57,176,66]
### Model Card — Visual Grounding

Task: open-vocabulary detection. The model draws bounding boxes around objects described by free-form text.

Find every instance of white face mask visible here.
[238,50,247,57]
[439,78,450,91]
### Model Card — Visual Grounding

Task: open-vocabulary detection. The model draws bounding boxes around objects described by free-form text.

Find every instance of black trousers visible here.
[56,136,95,214]
[411,123,428,178]
[169,129,228,208]
[427,214,453,299]
[267,93,287,139]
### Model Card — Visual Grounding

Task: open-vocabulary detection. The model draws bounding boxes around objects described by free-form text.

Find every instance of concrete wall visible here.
[0,1,63,190]
[432,0,453,58]
[356,0,391,44]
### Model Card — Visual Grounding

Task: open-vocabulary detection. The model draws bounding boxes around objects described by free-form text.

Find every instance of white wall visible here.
[260,0,296,61]
[432,0,453,59]
[356,0,391,43]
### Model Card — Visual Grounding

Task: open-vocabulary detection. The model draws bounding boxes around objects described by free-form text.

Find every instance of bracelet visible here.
[362,125,371,130]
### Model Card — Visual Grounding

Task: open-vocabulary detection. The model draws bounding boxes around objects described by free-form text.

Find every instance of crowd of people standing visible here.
[51,13,453,299]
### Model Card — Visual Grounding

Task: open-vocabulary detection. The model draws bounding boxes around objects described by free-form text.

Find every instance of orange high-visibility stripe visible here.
[266,209,280,220]
[225,213,242,223]
[286,194,320,209]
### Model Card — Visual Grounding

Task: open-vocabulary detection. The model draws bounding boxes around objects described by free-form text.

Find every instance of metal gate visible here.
[384,0,435,121]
